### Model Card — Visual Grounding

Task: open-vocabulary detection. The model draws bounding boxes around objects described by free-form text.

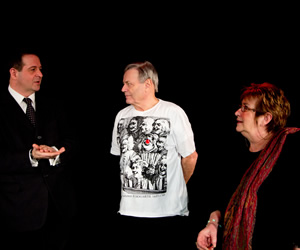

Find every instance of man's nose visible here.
[37,69,43,77]
[122,84,127,92]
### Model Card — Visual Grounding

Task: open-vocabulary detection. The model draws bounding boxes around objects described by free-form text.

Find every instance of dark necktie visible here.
[23,98,36,127]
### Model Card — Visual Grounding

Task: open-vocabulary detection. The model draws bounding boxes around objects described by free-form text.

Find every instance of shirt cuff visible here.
[29,149,39,167]
[49,146,61,166]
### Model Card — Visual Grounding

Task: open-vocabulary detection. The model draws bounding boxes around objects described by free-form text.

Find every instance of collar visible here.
[8,85,36,108]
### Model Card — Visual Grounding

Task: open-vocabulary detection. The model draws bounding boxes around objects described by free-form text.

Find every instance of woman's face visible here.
[235,97,260,138]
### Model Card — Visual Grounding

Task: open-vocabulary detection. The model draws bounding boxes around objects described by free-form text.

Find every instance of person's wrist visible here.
[206,219,221,228]
[30,149,39,161]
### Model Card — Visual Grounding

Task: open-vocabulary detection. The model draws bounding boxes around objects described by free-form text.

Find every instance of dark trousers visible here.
[116,214,196,250]
[0,198,72,250]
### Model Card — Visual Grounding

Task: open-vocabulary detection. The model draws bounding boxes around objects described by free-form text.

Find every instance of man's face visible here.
[12,54,43,96]
[121,68,145,107]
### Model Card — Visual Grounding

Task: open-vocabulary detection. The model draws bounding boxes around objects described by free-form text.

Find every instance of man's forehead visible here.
[22,54,41,67]
[124,68,139,81]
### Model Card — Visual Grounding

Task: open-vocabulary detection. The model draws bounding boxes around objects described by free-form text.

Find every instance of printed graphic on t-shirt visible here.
[117,116,170,194]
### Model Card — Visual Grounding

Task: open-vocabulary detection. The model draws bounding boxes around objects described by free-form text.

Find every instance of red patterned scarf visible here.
[223,127,300,250]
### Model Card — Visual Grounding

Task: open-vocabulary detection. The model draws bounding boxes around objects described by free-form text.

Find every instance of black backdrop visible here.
[1,20,300,248]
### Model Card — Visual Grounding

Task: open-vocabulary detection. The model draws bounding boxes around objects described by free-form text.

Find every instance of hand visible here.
[196,224,218,250]
[32,144,65,160]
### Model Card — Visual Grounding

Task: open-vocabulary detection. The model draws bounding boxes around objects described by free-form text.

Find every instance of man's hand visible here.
[32,144,65,160]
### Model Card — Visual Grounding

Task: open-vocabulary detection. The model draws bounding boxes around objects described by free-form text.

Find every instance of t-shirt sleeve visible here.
[172,106,196,158]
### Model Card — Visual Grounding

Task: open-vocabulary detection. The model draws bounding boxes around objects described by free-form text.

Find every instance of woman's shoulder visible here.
[284,127,300,147]
[277,127,300,168]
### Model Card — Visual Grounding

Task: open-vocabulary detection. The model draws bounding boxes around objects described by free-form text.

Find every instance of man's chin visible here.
[33,86,41,92]
[125,98,133,104]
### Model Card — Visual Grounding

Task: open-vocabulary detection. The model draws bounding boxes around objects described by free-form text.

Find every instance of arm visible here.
[196,210,221,250]
[181,150,198,183]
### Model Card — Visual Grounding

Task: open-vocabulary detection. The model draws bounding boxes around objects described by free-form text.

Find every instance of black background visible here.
[1,8,300,248]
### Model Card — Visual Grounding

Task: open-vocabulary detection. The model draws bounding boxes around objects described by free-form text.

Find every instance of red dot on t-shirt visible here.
[145,139,150,144]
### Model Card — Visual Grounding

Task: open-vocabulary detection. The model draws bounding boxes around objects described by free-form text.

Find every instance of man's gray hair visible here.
[124,61,159,92]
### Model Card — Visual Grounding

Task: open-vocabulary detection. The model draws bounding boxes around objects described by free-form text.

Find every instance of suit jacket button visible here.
[37,136,42,140]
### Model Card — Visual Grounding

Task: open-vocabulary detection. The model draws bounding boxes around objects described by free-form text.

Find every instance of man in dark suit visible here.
[0,50,79,249]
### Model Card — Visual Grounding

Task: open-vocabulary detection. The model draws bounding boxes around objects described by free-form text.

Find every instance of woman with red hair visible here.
[196,83,300,249]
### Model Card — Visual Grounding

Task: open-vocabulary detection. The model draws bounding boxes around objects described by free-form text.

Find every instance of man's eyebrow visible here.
[28,65,42,70]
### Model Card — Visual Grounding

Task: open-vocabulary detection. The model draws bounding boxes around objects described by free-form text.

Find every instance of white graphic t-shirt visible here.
[110,99,196,217]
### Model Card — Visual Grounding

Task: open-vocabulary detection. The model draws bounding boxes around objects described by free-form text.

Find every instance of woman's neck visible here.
[248,132,274,152]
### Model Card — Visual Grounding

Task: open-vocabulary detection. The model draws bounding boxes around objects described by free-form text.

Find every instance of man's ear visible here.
[145,78,153,90]
[9,68,18,79]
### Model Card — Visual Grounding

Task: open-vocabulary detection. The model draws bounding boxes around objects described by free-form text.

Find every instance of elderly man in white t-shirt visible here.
[111,61,198,250]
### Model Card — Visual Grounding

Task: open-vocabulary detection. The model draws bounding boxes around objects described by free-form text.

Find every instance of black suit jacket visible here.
[0,90,79,232]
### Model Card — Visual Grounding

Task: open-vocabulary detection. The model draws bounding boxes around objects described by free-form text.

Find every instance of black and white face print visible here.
[117,116,171,194]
